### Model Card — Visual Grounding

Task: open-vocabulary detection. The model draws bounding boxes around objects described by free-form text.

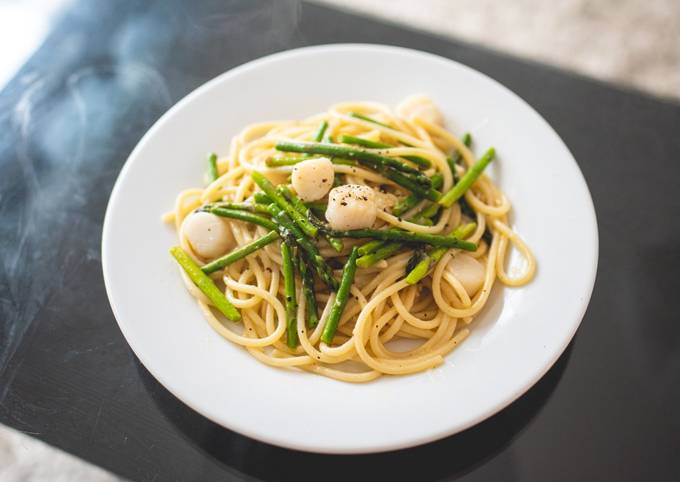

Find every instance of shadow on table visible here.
[138,342,573,481]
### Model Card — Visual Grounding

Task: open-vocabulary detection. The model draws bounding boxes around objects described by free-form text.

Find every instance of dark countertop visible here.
[1,1,679,481]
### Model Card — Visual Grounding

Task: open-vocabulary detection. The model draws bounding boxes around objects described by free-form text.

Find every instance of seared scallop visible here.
[291,157,334,202]
[183,211,234,259]
[326,184,377,230]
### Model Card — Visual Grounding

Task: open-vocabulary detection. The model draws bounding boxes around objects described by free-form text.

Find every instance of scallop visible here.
[445,253,485,296]
[326,184,377,230]
[291,157,334,202]
[396,94,445,126]
[183,211,234,259]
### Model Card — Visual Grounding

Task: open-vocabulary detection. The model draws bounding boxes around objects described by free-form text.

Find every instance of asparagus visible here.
[169,247,241,321]
[209,206,277,231]
[439,148,495,208]
[324,228,477,251]
[201,230,279,274]
[338,135,431,169]
[206,153,219,183]
[212,202,270,214]
[313,120,329,142]
[405,222,477,284]
[356,242,402,268]
[253,192,272,204]
[320,247,359,344]
[368,166,439,201]
[392,173,443,216]
[280,241,298,348]
[251,171,319,238]
[304,201,327,218]
[266,156,304,167]
[272,142,439,199]
[348,112,391,128]
[268,204,338,291]
[408,202,441,225]
[277,185,343,252]
[446,132,472,181]
[298,252,319,328]
[275,141,429,183]
[357,239,385,257]
[267,121,329,167]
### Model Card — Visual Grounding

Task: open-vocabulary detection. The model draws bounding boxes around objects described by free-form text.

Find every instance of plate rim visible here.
[102,43,599,453]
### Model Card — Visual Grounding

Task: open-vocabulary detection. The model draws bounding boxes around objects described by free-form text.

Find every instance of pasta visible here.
[164,95,536,382]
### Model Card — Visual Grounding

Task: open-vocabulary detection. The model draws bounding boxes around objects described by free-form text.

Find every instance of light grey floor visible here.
[1,1,678,481]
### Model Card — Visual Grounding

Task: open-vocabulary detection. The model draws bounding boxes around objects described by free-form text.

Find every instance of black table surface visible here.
[1,1,679,481]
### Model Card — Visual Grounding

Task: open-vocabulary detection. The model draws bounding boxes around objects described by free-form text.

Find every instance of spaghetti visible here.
[163,96,536,382]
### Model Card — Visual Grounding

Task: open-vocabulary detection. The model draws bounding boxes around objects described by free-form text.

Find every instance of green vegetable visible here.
[211,202,270,214]
[253,192,272,204]
[392,173,443,216]
[439,148,495,208]
[266,156,304,167]
[325,228,477,251]
[275,141,429,182]
[338,135,431,169]
[356,242,401,268]
[321,247,359,344]
[268,204,338,291]
[446,132,472,181]
[405,222,477,284]
[298,253,319,328]
[348,112,391,128]
[313,120,329,142]
[408,202,440,225]
[170,247,241,321]
[277,185,343,252]
[280,241,298,348]
[357,239,385,257]
[209,206,277,231]
[206,153,219,183]
[201,231,279,274]
[251,171,318,238]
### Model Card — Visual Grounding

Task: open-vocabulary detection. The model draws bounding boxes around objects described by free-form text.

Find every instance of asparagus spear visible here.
[313,120,329,142]
[356,242,402,268]
[266,156,304,167]
[439,148,495,208]
[392,173,443,216]
[320,247,359,344]
[253,192,272,204]
[280,241,298,348]
[304,201,327,218]
[357,239,385,257]
[251,171,319,238]
[298,252,319,328]
[338,135,431,169]
[277,185,343,252]
[209,206,277,231]
[324,228,477,251]
[211,202,271,214]
[405,222,477,284]
[201,230,279,274]
[275,141,429,183]
[169,247,241,321]
[267,121,330,167]
[272,143,439,199]
[446,132,472,181]
[206,153,219,183]
[408,202,441,225]
[267,204,338,291]
[348,112,391,128]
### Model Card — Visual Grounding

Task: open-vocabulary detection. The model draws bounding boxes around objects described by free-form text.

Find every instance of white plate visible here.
[102,44,598,454]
